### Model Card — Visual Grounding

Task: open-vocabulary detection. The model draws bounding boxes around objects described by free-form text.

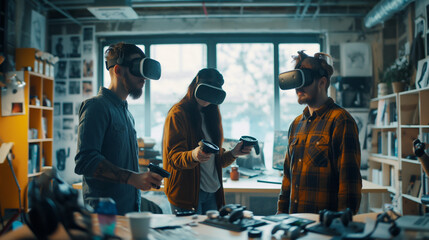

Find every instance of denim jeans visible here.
[170,189,217,215]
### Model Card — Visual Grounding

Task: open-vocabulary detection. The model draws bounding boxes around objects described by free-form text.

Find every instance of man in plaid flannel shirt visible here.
[277,51,362,214]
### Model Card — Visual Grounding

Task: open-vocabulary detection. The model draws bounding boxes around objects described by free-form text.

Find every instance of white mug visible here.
[125,212,152,240]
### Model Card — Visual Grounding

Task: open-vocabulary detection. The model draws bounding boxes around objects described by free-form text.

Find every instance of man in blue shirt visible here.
[75,43,163,215]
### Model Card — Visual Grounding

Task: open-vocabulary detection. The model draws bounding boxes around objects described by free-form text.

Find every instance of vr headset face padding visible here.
[278,68,316,90]
[195,83,226,105]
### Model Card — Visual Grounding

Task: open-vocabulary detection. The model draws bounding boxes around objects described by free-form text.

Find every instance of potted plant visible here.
[381,56,412,93]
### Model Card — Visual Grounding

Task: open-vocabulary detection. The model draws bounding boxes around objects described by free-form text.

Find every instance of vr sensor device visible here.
[105,52,161,80]
[194,68,226,105]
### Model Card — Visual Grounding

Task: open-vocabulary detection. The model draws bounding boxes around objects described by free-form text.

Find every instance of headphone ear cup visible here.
[340,208,353,227]
[389,223,400,237]
[319,209,327,224]
[28,198,59,238]
[117,50,124,65]
[323,211,334,228]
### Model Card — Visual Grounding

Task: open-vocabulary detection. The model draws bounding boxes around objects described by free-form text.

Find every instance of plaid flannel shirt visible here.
[277,98,362,214]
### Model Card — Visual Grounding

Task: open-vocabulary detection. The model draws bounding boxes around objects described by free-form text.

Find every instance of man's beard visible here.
[296,84,318,106]
[125,72,143,99]
[129,88,143,99]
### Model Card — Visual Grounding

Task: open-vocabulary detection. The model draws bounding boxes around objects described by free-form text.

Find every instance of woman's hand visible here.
[192,146,213,162]
[231,141,253,158]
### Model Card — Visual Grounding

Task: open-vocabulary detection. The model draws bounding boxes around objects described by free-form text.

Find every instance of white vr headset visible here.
[105,56,161,80]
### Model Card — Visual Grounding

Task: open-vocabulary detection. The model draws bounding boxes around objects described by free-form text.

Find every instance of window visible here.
[100,35,322,168]
[150,44,207,149]
[217,43,274,140]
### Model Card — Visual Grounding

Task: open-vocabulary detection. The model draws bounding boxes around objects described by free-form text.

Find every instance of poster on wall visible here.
[340,42,372,77]
[31,10,46,51]
[349,109,369,167]
[416,56,429,89]
[68,35,82,58]
[52,35,67,58]
[415,17,425,37]
[82,26,95,42]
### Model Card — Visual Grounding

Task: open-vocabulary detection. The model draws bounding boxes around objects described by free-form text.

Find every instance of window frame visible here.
[98,34,324,136]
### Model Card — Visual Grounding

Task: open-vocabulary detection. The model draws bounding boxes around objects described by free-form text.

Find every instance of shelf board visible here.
[371,125,398,129]
[28,172,43,178]
[28,138,53,143]
[29,105,54,110]
[371,93,397,101]
[401,158,421,165]
[402,193,422,203]
[28,71,54,80]
[368,154,399,166]
[399,86,429,95]
[400,125,422,128]
[387,186,396,193]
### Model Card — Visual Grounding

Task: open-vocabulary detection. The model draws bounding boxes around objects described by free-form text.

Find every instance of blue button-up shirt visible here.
[75,87,140,215]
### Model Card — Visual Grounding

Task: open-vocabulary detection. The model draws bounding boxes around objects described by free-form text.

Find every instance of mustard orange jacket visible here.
[162,104,236,210]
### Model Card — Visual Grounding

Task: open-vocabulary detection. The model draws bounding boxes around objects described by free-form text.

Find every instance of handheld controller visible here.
[239,136,260,155]
[199,139,220,154]
[148,163,170,178]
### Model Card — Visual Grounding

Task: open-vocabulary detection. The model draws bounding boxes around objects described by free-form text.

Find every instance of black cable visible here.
[342,211,400,240]
[7,153,22,222]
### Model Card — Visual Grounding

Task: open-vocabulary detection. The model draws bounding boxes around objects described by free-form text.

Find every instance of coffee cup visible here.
[125,212,152,240]
[239,136,260,155]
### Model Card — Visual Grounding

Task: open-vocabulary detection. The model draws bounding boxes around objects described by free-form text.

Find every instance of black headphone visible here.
[319,208,353,228]
[377,212,401,237]
[342,211,401,240]
[117,49,125,65]
[24,169,93,240]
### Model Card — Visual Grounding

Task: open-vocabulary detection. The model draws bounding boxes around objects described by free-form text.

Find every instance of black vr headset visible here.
[105,51,161,80]
[278,51,329,90]
[194,69,226,105]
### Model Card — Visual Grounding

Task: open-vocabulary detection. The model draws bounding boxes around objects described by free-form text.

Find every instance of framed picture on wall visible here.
[415,17,425,37]
[340,42,372,77]
[426,4,429,30]
[416,56,429,89]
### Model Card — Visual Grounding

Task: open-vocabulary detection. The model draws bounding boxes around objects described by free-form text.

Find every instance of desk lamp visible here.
[0,142,23,234]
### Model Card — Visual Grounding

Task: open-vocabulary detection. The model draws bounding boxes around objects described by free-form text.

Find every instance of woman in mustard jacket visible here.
[162,68,252,214]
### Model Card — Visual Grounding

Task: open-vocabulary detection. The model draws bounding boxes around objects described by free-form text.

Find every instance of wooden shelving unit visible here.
[368,87,429,215]
[0,48,54,214]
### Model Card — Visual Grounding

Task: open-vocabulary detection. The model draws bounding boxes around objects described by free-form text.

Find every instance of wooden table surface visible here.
[73,179,387,194]
[0,213,381,240]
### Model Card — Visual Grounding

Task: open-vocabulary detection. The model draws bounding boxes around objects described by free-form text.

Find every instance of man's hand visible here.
[192,146,213,162]
[231,141,253,158]
[127,172,163,191]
